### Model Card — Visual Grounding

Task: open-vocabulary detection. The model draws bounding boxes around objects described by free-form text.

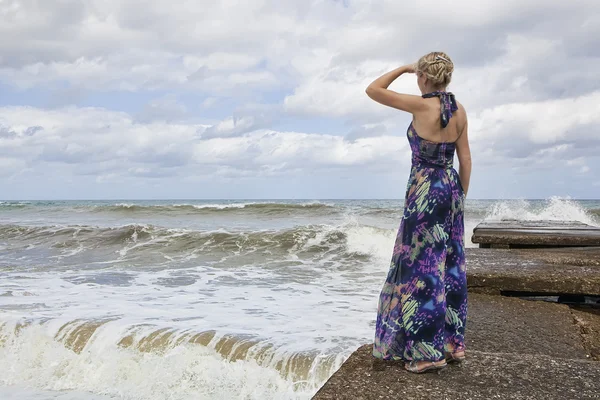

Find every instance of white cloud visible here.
[201,116,262,139]
[0,0,599,198]
[0,99,597,193]
[195,130,408,169]
[0,156,27,177]
[201,98,218,108]
[470,91,600,145]
[136,94,188,123]
[284,60,409,119]
[1,0,596,97]
[0,105,408,181]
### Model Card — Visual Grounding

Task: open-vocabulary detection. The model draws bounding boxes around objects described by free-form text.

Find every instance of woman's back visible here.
[412,95,466,144]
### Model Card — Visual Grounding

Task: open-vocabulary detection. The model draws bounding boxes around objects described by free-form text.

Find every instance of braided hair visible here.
[416,51,454,88]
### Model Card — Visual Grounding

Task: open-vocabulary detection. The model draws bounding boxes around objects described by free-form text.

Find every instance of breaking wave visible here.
[0,318,344,399]
[0,222,397,263]
[484,196,599,226]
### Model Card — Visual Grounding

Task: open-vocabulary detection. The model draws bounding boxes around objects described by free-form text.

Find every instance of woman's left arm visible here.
[365,65,425,113]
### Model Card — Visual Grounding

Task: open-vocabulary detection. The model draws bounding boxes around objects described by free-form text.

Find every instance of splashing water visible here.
[484,196,599,226]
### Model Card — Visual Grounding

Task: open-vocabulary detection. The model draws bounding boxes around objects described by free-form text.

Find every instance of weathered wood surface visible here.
[471,219,600,248]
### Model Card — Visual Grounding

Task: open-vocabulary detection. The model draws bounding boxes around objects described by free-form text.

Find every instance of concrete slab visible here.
[466,248,600,296]
[471,220,600,248]
[313,294,600,400]
[466,294,590,360]
[571,307,600,361]
[313,347,600,400]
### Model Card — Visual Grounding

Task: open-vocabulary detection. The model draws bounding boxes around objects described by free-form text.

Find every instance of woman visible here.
[366,51,472,374]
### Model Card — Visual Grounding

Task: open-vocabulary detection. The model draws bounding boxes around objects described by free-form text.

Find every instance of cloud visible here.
[1,93,598,184]
[0,156,27,177]
[0,0,599,199]
[470,91,600,146]
[0,0,322,93]
[345,123,390,141]
[136,94,188,123]
[201,116,264,139]
[1,2,597,115]
[2,0,591,96]
[0,105,409,181]
[0,106,201,177]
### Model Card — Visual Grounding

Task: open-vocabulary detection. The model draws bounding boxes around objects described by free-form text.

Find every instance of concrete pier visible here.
[313,220,600,400]
[471,220,600,248]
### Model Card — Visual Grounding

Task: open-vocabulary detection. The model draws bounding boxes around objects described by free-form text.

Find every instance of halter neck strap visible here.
[422,91,458,128]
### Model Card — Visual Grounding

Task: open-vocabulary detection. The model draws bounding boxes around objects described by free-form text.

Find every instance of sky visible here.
[0,0,599,200]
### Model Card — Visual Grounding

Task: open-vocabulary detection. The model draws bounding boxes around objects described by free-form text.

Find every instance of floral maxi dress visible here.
[373,91,467,362]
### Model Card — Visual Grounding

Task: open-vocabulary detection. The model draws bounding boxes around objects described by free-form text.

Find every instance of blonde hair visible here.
[416,51,454,88]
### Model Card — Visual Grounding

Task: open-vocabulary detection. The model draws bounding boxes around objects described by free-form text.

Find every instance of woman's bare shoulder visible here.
[456,100,467,118]
[455,100,468,130]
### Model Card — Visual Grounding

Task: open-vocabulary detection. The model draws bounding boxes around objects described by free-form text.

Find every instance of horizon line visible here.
[2,197,598,202]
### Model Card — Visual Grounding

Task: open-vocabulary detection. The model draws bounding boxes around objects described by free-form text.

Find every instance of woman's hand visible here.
[403,64,416,74]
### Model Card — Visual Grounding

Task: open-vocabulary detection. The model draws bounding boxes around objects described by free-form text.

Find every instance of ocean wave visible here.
[0,222,397,261]
[0,201,339,217]
[85,202,338,215]
[484,196,599,226]
[0,318,343,399]
[359,207,402,217]
[0,201,31,209]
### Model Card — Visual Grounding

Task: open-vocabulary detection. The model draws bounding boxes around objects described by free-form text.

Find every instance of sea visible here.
[1,197,599,399]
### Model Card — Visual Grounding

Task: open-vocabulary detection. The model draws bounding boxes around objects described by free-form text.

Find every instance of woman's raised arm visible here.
[365,65,426,114]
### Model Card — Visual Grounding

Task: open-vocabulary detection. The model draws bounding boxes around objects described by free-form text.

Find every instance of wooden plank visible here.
[471,220,600,248]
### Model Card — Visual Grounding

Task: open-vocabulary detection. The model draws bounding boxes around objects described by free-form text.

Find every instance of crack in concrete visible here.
[569,306,600,361]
